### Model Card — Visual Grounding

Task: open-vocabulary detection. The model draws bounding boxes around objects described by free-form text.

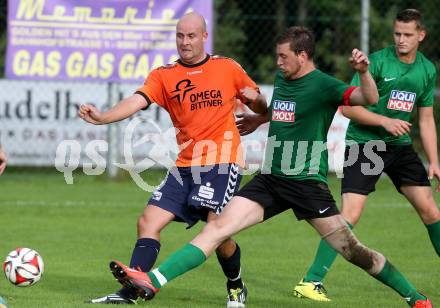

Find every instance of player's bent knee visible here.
[137,214,163,235]
[137,213,150,228]
[326,227,385,275]
[201,219,233,244]
[419,204,440,224]
[341,207,362,226]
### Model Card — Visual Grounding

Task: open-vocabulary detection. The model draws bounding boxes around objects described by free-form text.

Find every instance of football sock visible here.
[118,238,160,300]
[373,260,426,306]
[129,238,161,272]
[425,220,440,257]
[304,222,353,282]
[217,243,243,289]
[148,243,206,289]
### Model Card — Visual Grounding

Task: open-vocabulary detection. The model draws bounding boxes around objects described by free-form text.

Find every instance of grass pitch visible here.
[0,169,438,307]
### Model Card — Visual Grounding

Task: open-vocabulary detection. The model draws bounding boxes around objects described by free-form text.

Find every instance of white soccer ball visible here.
[3,248,44,287]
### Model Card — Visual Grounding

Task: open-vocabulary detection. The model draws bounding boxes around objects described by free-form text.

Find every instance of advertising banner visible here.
[6,0,213,82]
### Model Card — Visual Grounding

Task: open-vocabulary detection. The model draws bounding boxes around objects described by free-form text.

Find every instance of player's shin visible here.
[216,241,243,289]
[328,227,428,306]
[304,222,353,283]
[130,238,161,271]
[374,260,427,306]
[425,220,440,256]
[148,243,207,288]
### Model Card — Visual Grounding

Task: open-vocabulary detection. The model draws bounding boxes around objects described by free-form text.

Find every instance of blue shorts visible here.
[148,163,242,228]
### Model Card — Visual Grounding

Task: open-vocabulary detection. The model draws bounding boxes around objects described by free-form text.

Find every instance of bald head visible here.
[177,12,207,32]
[175,12,208,65]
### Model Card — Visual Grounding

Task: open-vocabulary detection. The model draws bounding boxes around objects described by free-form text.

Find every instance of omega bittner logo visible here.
[171,79,196,104]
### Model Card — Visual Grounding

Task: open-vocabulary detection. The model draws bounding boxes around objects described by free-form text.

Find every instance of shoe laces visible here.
[312,282,328,295]
[228,288,243,302]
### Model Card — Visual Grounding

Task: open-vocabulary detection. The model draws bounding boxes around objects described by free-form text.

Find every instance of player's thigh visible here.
[191,196,264,254]
[139,204,176,232]
[202,196,264,238]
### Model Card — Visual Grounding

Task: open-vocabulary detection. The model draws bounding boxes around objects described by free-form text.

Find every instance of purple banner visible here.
[6,0,213,83]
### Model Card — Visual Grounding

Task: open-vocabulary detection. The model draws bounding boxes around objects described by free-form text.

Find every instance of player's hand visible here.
[78,104,104,125]
[427,163,440,192]
[240,87,259,103]
[0,148,7,175]
[236,113,265,136]
[349,48,370,73]
[381,118,412,136]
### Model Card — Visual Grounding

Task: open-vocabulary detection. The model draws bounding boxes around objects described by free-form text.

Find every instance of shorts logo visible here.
[198,182,214,199]
[319,207,330,214]
[272,100,296,122]
[387,90,416,112]
[152,191,162,201]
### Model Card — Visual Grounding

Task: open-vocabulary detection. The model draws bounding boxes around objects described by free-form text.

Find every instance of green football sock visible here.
[304,222,353,282]
[374,260,426,306]
[426,220,440,257]
[147,243,206,288]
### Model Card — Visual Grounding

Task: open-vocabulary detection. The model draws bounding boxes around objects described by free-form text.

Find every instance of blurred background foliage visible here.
[214,0,440,84]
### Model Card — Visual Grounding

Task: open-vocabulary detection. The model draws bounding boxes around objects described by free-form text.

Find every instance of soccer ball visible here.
[3,248,44,287]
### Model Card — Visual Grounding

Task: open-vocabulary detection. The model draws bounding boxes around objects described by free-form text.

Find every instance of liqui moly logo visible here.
[272,100,296,122]
[387,90,416,112]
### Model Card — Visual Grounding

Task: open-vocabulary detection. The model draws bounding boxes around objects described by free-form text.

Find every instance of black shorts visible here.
[341,144,430,195]
[235,173,339,221]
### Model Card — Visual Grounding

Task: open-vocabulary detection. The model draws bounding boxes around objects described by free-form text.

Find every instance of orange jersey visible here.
[136,55,258,167]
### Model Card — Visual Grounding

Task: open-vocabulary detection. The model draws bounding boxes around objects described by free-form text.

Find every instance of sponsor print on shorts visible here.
[198,182,214,199]
[387,90,416,112]
[272,100,296,122]
[191,182,219,210]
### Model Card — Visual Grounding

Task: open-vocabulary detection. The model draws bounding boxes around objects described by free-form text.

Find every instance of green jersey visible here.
[265,69,353,183]
[347,46,436,145]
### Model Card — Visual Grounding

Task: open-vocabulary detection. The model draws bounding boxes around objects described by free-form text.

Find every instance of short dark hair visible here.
[276,26,315,59]
[395,9,425,30]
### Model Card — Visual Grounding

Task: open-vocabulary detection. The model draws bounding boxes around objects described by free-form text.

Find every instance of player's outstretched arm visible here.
[79,94,148,125]
[348,48,379,106]
[418,106,440,191]
[342,106,412,136]
[240,87,268,115]
[0,147,7,175]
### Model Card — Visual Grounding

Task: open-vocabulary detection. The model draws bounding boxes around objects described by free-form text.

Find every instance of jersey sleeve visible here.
[230,59,259,103]
[417,70,436,107]
[135,69,166,108]
[325,75,352,107]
